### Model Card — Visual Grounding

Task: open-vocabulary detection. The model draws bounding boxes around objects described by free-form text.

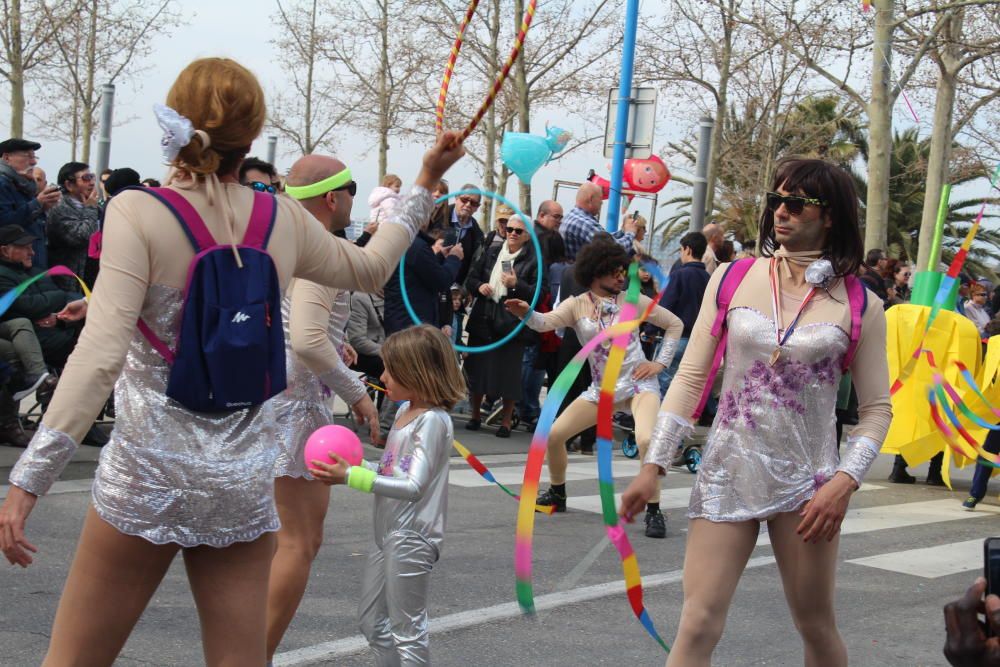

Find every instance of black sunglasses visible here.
[765,191,827,216]
[507,227,526,236]
[249,181,277,194]
[329,180,357,197]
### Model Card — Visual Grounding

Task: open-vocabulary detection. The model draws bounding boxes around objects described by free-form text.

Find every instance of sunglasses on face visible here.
[765,191,827,216]
[507,227,526,236]
[78,173,96,182]
[329,180,357,197]
[249,181,277,194]
[458,197,481,209]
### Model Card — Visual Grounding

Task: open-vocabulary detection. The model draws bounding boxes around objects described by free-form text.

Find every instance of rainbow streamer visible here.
[0,265,91,320]
[452,440,555,514]
[515,262,671,651]
[891,163,1000,396]
[434,0,538,140]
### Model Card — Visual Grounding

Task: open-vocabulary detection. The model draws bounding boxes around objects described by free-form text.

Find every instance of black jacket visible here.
[464,242,539,345]
[382,231,461,336]
[447,204,485,286]
[0,165,48,267]
[0,258,77,356]
[659,261,711,337]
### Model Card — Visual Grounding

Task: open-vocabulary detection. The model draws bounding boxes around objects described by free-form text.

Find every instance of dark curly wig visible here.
[574,234,630,288]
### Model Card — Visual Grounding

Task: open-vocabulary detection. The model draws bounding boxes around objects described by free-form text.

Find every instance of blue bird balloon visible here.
[502,126,571,184]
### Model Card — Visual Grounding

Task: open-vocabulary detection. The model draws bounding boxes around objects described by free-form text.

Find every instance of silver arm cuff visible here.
[643,411,694,472]
[8,424,79,496]
[382,186,433,240]
[524,310,546,331]
[836,435,880,486]
[654,337,679,369]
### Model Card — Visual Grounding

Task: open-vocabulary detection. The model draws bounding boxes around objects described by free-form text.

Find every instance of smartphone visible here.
[501,260,513,274]
[986,537,1000,634]
[443,228,459,247]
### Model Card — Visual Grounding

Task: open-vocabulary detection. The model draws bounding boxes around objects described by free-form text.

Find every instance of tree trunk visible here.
[480,0,501,229]
[916,10,962,273]
[513,0,531,215]
[9,0,24,138]
[81,0,98,163]
[864,0,894,252]
[304,0,318,154]
[377,0,389,181]
[706,0,735,217]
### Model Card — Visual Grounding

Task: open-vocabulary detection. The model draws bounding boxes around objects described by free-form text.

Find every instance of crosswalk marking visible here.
[846,539,987,579]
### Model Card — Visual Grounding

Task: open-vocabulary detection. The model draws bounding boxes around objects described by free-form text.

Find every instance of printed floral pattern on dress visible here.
[378,450,395,475]
[716,356,841,430]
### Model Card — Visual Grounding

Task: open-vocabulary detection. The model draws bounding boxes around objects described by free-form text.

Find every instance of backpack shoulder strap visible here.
[841,274,867,372]
[241,192,278,249]
[139,187,217,252]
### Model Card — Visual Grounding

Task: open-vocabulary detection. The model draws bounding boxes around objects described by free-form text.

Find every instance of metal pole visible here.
[689,115,713,232]
[266,135,277,166]
[95,84,115,175]
[605,0,640,233]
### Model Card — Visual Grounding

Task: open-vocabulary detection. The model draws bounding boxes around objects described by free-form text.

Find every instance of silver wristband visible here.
[837,435,880,487]
[643,411,693,473]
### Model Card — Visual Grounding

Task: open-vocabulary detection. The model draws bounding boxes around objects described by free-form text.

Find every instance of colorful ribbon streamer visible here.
[891,163,1000,396]
[0,265,91,320]
[434,0,538,140]
[515,262,671,652]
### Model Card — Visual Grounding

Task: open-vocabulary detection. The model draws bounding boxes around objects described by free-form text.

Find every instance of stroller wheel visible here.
[621,433,639,459]
[684,446,702,473]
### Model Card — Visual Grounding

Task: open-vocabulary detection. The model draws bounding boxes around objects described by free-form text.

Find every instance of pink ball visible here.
[304,425,363,471]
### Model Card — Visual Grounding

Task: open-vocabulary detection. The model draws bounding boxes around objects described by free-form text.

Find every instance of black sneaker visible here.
[644,509,666,538]
[536,487,567,512]
[495,425,511,438]
[465,419,481,431]
[12,371,50,402]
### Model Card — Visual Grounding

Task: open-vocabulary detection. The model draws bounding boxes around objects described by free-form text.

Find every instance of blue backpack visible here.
[136,187,286,412]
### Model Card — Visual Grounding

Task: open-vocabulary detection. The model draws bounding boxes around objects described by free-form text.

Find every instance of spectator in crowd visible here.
[423,179,450,236]
[0,138,60,266]
[445,184,485,285]
[637,257,660,360]
[886,262,912,306]
[368,177,402,227]
[381,173,402,194]
[485,203,512,251]
[859,248,890,302]
[46,161,99,291]
[85,168,141,288]
[561,182,637,261]
[534,199,566,266]
[961,317,1000,510]
[955,275,973,317]
[965,283,991,336]
[32,167,47,193]
[0,225,87,370]
[464,215,539,438]
[348,290,386,384]
[0,313,60,447]
[448,285,469,346]
[98,169,112,200]
[238,156,280,193]
[657,231,711,395]
[382,214,464,337]
[942,577,1000,665]
[700,222,725,274]
[140,178,161,188]
[718,239,735,264]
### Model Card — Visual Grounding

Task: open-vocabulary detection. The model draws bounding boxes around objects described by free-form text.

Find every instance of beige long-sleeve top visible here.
[662,259,892,443]
[40,181,425,443]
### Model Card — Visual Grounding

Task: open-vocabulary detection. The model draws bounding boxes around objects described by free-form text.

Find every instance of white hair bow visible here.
[153,103,209,163]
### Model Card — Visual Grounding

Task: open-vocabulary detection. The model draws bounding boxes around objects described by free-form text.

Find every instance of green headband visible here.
[285,167,352,200]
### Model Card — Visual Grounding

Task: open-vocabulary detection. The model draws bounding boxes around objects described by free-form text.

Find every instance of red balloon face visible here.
[623,156,670,193]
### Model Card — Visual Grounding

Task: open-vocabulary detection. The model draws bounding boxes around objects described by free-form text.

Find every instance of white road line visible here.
[846,539,987,579]
[273,556,777,666]
[757,499,1000,546]
[0,478,92,499]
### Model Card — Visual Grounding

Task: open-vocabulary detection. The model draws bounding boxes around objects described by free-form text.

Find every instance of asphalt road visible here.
[2,413,997,666]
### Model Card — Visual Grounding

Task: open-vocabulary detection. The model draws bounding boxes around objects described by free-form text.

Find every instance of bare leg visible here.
[767,511,847,667]
[184,532,277,666]
[666,518,759,667]
[500,399,515,429]
[266,476,331,658]
[631,391,662,503]
[469,392,484,421]
[43,507,179,667]
[547,398,598,485]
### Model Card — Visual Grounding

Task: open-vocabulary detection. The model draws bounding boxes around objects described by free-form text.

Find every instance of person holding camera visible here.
[46,161,100,291]
[0,138,60,268]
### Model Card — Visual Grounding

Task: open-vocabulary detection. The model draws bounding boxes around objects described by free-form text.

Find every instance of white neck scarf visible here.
[487,241,520,303]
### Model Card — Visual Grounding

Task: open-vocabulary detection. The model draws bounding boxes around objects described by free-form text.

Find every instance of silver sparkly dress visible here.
[647,306,880,522]
[356,405,452,666]
[96,285,280,546]
[272,287,366,480]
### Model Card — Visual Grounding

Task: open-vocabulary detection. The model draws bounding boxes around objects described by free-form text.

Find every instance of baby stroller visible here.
[614,411,702,474]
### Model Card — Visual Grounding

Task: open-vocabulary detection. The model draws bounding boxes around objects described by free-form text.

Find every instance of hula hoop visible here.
[435,0,538,140]
[398,189,543,354]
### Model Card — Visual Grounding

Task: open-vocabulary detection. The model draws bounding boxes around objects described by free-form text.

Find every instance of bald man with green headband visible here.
[265,154,379,660]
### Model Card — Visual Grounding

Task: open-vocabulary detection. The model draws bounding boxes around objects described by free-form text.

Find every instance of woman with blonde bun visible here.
[0,57,465,666]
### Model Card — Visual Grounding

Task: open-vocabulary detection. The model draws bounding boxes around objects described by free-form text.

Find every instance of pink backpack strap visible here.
[693,258,756,420]
[841,275,866,372]
[241,192,278,249]
[144,187,217,251]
